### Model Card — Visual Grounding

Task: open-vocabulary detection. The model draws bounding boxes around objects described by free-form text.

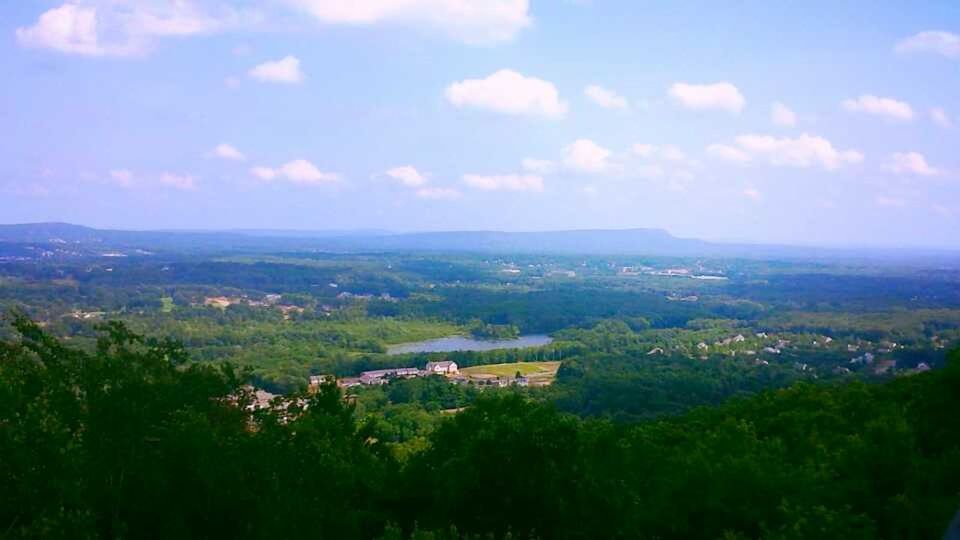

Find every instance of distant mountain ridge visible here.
[0,223,708,255]
[0,223,108,243]
[1,222,958,262]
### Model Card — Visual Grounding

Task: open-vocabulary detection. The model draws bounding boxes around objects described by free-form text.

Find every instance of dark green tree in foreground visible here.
[2,314,959,539]
[0,314,388,538]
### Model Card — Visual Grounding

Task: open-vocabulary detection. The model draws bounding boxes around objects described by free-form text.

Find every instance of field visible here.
[460,361,561,382]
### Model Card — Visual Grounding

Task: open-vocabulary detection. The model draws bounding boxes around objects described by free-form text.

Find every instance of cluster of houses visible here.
[202,294,308,318]
[334,360,461,388]
[304,360,535,391]
[667,331,921,376]
[248,362,464,414]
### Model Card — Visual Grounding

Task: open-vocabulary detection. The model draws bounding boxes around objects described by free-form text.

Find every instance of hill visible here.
[2,222,960,263]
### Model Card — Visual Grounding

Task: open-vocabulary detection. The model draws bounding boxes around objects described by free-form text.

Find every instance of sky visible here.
[2,1,960,247]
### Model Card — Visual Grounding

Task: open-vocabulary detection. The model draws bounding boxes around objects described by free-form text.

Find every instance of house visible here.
[646,347,664,356]
[359,372,390,385]
[425,360,459,375]
[696,342,709,351]
[514,376,530,387]
[337,377,363,388]
[359,367,421,385]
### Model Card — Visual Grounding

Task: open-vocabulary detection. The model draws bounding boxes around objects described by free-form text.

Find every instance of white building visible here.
[425,360,459,375]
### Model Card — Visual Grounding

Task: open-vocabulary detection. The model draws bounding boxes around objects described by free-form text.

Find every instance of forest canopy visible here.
[2,316,958,539]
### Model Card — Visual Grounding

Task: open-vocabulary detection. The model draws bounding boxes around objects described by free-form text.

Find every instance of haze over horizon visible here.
[3,1,959,248]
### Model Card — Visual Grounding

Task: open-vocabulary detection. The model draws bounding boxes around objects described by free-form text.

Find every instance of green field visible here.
[160,297,175,313]
[460,361,561,378]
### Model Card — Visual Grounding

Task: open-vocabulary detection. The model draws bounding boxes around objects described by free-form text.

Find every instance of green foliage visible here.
[400,353,960,539]
[2,319,959,538]
[4,248,960,538]
[0,315,391,538]
[467,319,520,339]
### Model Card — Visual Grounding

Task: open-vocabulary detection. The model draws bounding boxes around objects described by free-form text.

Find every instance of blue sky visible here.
[2,1,959,247]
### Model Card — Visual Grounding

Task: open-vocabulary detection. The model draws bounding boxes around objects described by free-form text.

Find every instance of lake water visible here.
[387,335,554,355]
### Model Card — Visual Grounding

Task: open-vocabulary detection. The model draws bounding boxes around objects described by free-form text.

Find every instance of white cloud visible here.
[160,172,197,190]
[584,85,628,109]
[15,4,103,56]
[249,56,303,84]
[251,159,339,184]
[563,139,612,174]
[887,152,940,176]
[722,133,863,170]
[875,195,906,208]
[771,102,797,127]
[109,169,134,186]
[842,95,914,121]
[743,188,762,201]
[463,173,544,192]
[416,187,461,199]
[278,159,338,183]
[445,69,568,118]
[521,158,555,174]
[706,144,751,163]
[930,107,953,128]
[287,0,531,44]
[895,31,960,58]
[17,1,526,58]
[213,143,246,161]
[250,167,277,180]
[15,1,248,57]
[668,82,745,113]
[386,165,427,187]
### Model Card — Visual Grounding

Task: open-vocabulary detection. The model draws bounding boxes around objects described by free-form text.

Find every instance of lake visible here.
[387,335,554,355]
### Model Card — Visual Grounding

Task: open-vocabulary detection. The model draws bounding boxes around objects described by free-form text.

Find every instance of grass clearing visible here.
[460,361,561,378]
